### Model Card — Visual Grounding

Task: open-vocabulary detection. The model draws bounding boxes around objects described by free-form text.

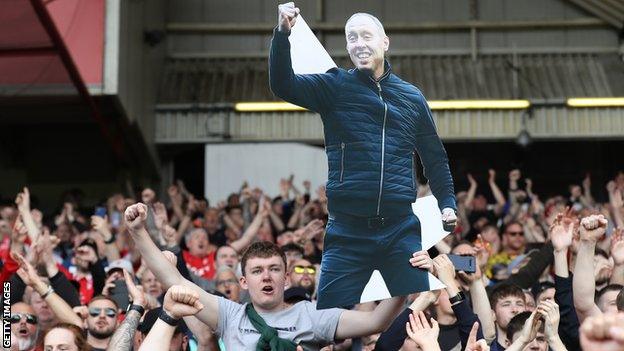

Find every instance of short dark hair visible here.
[532,281,555,300]
[489,284,525,309]
[617,287,624,312]
[280,243,304,256]
[596,284,624,305]
[502,221,523,234]
[506,312,543,341]
[241,241,287,276]
[88,295,119,310]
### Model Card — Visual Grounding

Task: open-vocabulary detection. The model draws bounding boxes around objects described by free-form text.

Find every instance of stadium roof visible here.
[158,53,624,105]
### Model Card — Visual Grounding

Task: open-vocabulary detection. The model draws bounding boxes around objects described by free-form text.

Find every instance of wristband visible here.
[40,285,54,299]
[448,291,466,305]
[158,309,179,326]
[126,303,145,316]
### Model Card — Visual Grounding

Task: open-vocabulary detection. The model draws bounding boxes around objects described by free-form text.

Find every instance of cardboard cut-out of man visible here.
[269,3,457,309]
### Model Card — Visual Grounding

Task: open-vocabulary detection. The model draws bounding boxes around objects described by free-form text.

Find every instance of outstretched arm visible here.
[107,271,147,351]
[488,169,507,207]
[15,187,40,242]
[125,203,219,330]
[13,252,83,328]
[334,296,405,339]
[573,215,607,321]
[269,3,339,113]
[229,205,268,253]
[464,174,477,209]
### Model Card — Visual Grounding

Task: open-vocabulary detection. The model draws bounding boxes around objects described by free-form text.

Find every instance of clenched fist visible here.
[579,214,608,242]
[125,203,148,233]
[163,285,204,319]
[278,2,300,33]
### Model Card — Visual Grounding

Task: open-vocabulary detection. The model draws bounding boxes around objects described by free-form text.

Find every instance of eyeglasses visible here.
[88,307,117,318]
[216,279,238,286]
[293,266,316,275]
[506,231,524,237]
[10,313,38,324]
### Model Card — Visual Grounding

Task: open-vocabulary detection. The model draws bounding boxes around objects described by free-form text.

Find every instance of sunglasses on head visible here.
[10,313,38,324]
[88,307,117,318]
[293,265,316,275]
[506,231,524,237]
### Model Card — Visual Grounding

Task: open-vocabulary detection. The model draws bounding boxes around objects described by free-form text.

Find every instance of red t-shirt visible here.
[182,250,216,280]
[70,272,94,305]
[0,237,19,283]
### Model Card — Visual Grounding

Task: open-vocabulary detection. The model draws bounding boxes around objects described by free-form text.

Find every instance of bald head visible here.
[11,302,35,315]
[345,13,386,36]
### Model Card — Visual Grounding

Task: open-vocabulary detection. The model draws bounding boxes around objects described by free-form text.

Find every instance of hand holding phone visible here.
[447,254,476,273]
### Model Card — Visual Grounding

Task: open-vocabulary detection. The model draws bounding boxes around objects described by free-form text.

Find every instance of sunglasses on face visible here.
[293,266,316,275]
[10,313,38,324]
[506,231,524,237]
[88,307,117,318]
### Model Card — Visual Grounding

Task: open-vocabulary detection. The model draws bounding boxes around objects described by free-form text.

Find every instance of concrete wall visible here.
[115,0,166,156]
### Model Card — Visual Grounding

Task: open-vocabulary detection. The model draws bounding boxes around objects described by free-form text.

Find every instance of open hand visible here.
[610,228,624,265]
[123,269,146,308]
[406,311,441,350]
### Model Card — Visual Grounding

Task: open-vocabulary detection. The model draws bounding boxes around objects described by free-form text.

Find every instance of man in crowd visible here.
[126,202,408,350]
[10,303,40,351]
[487,222,526,279]
[490,284,527,349]
[287,258,316,297]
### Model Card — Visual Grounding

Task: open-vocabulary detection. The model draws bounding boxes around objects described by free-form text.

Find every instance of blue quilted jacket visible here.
[269,29,456,217]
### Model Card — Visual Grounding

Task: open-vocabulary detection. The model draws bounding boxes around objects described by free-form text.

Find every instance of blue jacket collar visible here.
[354,59,392,84]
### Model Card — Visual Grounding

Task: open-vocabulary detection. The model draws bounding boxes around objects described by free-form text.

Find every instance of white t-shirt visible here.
[216,297,343,351]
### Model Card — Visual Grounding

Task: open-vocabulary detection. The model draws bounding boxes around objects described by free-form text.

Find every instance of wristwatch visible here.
[126,303,145,316]
[158,309,179,326]
[448,291,466,305]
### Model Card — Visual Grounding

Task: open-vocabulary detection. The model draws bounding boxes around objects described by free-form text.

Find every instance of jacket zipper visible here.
[340,142,345,183]
[411,150,416,190]
[375,81,388,216]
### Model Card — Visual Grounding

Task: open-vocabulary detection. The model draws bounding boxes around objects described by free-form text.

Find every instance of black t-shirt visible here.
[438,323,460,350]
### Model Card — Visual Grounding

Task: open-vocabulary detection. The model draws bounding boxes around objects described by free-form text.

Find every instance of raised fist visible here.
[125,203,148,233]
[579,214,608,242]
[163,285,204,319]
[278,2,300,33]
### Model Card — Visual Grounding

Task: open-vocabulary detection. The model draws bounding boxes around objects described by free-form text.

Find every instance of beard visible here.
[89,325,115,339]
[17,332,38,351]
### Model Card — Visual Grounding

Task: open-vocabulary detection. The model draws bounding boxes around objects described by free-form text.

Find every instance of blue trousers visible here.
[317,213,430,309]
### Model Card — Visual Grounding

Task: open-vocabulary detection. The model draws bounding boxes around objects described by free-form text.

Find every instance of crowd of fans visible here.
[2,169,624,351]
